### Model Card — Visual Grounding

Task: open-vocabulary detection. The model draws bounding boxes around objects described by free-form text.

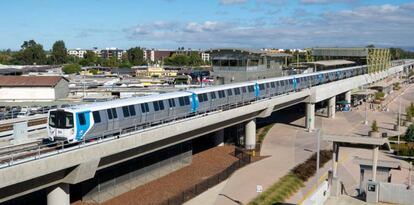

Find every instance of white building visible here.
[201,52,210,62]
[68,48,100,58]
[0,76,69,102]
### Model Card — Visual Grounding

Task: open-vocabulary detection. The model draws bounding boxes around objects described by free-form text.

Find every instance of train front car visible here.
[47,108,93,142]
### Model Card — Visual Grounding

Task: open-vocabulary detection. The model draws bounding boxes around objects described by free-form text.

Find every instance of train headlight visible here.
[71,129,74,135]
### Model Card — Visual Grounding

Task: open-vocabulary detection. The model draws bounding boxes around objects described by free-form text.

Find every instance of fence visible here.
[160,148,253,205]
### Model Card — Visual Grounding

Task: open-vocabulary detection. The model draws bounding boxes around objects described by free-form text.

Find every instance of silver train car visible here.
[47,65,368,142]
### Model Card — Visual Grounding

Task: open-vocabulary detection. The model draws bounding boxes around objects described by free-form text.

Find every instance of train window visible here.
[184,97,190,105]
[266,83,270,88]
[281,81,284,86]
[198,94,205,102]
[107,109,113,119]
[227,89,233,96]
[241,87,247,93]
[289,79,293,84]
[168,99,176,107]
[153,101,160,111]
[140,104,146,113]
[234,88,240,95]
[248,86,254,92]
[218,90,226,98]
[259,84,265,90]
[78,113,86,125]
[93,111,101,123]
[112,108,118,118]
[159,100,165,110]
[129,105,136,116]
[123,106,130,117]
[179,97,185,106]
[271,82,275,88]
[210,92,216,99]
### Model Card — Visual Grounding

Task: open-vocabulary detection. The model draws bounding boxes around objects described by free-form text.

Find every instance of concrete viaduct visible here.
[0,62,413,205]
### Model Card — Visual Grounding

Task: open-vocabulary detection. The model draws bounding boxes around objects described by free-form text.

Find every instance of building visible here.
[0,76,69,102]
[135,67,178,78]
[68,48,100,58]
[310,47,391,73]
[144,49,174,63]
[206,48,291,84]
[101,48,126,60]
[201,52,210,62]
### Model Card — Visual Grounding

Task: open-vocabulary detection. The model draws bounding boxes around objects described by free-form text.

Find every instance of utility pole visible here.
[364,85,368,125]
[316,129,321,198]
[397,92,402,153]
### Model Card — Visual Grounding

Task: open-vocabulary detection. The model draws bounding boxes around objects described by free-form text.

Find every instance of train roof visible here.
[65,91,191,112]
[186,81,256,94]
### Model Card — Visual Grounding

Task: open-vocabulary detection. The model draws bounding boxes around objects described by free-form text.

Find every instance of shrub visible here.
[62,64,81,74]
[406,124,414,143]
[371,120,379,132]
[374,92,385,100]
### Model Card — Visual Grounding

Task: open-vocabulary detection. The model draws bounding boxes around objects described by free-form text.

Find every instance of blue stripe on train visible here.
[254,83,260,97]
[76,111,91,141]
[191,93,199,112]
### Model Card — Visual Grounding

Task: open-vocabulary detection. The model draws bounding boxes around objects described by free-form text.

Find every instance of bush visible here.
[406,124,414,143]
[62,64,81,74]
[374,92,385,100]
[371,120,379,132]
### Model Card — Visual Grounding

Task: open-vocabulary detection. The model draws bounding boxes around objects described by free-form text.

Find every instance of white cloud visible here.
[300,0,356,4]
[125,3,414,49]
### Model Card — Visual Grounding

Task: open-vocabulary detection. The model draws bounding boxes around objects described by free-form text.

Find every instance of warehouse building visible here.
[310,47,391,73]
[207,48,291,84]
[0,76,69,102]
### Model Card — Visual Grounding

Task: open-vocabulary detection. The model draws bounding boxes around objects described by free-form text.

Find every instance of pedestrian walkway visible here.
[185,82,414,205]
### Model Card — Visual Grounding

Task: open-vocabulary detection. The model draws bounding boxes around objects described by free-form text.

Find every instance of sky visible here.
[1,0,414,50]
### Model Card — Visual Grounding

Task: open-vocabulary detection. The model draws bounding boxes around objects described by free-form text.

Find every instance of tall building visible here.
[68,48,100,58]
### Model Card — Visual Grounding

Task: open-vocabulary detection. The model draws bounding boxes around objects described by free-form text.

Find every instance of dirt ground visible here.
[73,145,239,205]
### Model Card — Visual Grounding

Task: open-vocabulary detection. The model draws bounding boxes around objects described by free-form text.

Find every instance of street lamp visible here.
[364,85,368,125]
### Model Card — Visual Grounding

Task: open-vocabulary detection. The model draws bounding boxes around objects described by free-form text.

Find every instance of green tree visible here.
[62,64,81,74]
[0,51,13,64]
[406,124,414,142]
[51,40,67,64]
[80,51,98,66]
[127,47,145,65]
[102,56,120,68]
[188,52,203,66]
[371,120,379,132]
[164,54,189,66]
[15,40,46,65]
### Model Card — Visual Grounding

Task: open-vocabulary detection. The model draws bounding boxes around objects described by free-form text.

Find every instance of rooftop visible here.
[306,60,355,67]
[0,76,68,87]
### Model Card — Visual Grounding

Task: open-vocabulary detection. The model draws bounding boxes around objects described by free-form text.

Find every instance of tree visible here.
[15,40,46,65]
[127,47,145,65]
[188,52,203,66]
[51,40,67,64]
[371,120,379,132]
[406,124,414,142]
[164,54,189,66]
[102,56,120,68]
[62,64,81,74]
[80,51,98,66]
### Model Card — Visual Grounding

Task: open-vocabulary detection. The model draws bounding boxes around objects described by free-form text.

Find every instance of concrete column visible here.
[245,119,256,150]
[345,91,351,104]
[215,129,224,146]
[332,143,339,177]
[328,96,336,118]
[372,146,379,181]
[306,103,315,132]
[47,183,70,205]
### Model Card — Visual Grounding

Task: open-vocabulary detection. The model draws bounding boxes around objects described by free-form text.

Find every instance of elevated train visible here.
[47,66,368,142]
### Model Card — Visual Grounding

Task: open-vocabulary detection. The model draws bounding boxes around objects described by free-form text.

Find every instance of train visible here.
[47,65,368,142]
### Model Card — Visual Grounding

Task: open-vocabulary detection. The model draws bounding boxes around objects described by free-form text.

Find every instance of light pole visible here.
[364,85,368,125]
[316,129,321,193]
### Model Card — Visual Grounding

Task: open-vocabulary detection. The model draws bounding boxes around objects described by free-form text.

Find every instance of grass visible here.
[248,174,304,205]
[256,123,274,144]
[248,150,333,205]
[388,135,408,141]
[390,142,414,157]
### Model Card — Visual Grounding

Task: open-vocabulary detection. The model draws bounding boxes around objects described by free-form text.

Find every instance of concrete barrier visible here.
[379,182,414,205]
[302,181,330,205]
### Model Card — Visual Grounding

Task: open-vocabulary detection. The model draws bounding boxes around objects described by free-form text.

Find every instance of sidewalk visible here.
[185,82,414,205]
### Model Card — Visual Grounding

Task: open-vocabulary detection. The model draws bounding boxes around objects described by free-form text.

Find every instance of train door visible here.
[106,108,118,132]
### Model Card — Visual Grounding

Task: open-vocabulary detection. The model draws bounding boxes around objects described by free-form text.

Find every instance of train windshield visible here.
[49,110,74,129]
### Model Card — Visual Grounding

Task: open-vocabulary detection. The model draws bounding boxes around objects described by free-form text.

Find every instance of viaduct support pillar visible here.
[47,183,70,205]
[331,142,341,197]
[345,91,352,104]
[328,96,336,118]
[372,145,379,181]
[245,119,256,150]
[306,103,315,132]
